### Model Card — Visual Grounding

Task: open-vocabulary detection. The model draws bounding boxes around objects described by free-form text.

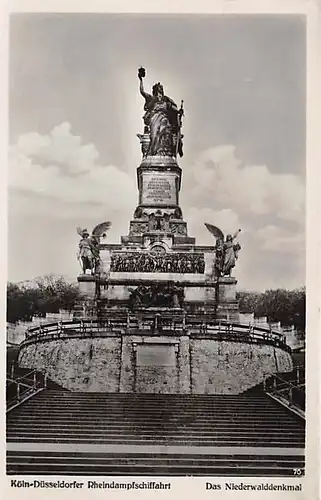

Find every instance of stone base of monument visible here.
[77,273,240,321]
[18,332,292,394]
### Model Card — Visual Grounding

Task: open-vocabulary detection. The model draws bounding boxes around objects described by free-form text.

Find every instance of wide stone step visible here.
[13,393,277,400]
[15,401,284,409]
[7,422,303,431]
[10,411,287,420]
[7,436,304,446]
[8,413,299,423]
[31,392,271,399]
[12,405,284,412]
[8,402,301,412]
[8,404,289,412]
[33,392,269,399]
[6,452,305,476]
[6,451,305,466]
[8,403,293,413]
[33,396,272,404]
[6,464,303,476]
[7,429,305,439]
[7,429,304,440]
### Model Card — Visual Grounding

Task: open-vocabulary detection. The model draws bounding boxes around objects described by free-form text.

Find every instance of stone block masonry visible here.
[18,334,292,394]
[19,338,122,392]
[190,340,292,394]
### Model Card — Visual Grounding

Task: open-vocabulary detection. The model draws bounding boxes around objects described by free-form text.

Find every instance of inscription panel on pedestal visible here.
[141,172,177,205]
[136,345,176,367]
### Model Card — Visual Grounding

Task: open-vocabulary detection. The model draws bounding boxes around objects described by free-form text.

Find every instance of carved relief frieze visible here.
[110,251,205,274]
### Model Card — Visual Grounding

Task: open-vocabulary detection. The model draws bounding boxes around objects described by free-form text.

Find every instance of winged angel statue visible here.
[77,222,111,275]
[205,223,241,277]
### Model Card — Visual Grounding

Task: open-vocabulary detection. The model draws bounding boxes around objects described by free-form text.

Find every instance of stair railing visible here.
[6,370,48,413]
[263,372,305,419]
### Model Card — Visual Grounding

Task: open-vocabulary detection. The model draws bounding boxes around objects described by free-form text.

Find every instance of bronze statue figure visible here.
[223,232,241,277]
[205,223,241,277]
[77,221,111,275]
[138,67,184,157]
[128,282,185,309]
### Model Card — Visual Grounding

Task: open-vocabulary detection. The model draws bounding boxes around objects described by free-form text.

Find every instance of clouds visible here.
[180,145,305,290]
[256,225,305,254]
[187,145,305,223]
[185,207,242,245]
[8,123,138,282]
[9,15,305,175]
[8,123,305,290]
[14,122,99,173]
[9,122,137,210]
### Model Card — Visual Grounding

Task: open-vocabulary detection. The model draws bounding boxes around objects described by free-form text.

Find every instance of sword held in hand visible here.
[175,100,184,157]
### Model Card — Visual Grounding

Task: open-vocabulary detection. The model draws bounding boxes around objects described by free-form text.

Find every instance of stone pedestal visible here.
[78,276,96,298]
[138,159,181,207]
[218,277,237,301]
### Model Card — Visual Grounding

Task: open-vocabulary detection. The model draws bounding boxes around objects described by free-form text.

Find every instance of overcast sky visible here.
[8,14,306,290]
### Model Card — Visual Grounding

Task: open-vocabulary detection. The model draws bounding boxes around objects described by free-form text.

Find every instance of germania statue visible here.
[138,67,184,157]
[77,222,111,275]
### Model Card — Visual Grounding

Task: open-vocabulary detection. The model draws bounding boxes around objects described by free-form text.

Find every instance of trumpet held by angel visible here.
[205,223,241,277]
[76,221,112,275]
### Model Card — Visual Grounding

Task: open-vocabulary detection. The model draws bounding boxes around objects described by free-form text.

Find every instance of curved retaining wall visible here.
[18,334,293,394]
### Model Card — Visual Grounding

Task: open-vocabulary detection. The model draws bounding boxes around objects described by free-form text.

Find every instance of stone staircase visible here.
[7,390,305,476]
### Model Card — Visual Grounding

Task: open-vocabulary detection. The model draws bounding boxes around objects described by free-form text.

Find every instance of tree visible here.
[236,287,306,333]
[237,291,261,314]
[7,275,82,324]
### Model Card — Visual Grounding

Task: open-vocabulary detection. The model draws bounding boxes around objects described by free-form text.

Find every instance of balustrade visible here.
[22,316,291,352]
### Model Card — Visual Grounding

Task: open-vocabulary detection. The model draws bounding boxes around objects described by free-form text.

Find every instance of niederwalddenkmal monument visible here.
[18,69,293,393]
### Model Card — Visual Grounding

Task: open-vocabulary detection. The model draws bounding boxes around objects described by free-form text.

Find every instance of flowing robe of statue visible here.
[79,236,94,273]
[223,240,236,276]
[89,236,101,272]
[223,234,241,277]
[144,96,177,156]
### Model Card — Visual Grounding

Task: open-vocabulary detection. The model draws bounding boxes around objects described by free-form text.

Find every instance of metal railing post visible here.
[11,362,14,379]
[44,373,48,389]
[33,371,37,389]
[273,377,277,390]
[17,383,20,402]
[296,366,300,385]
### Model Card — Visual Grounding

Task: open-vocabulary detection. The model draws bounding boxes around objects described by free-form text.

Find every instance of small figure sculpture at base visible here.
[204,223,241,278]
[128,282,184,309]
[77,221,112,275]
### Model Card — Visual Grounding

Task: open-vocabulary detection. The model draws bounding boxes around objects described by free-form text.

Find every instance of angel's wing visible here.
[77,226,85,237]
[204,223,224,241]
[92,221,112,238]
